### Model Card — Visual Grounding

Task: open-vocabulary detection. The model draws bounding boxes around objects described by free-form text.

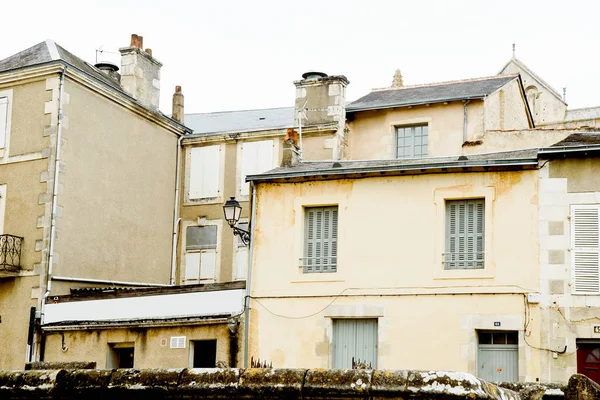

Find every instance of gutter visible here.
[52,276,170,287]
[244,182,257,368]
[170,135,185,285]
[247,158,539,183]
[538,145,600,155]
[42,316,231,332]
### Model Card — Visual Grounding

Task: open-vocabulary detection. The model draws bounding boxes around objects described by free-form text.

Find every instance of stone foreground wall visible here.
[0,368,596,399]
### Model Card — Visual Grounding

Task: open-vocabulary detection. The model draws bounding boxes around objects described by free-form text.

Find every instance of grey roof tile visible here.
[248,149,539,182]
[0,40,124,93]
[347,75,517,112]
[185,107,294,135]
[550,132,600,147]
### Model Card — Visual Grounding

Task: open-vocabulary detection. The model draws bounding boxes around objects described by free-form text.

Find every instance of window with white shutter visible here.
[184,225,217,284]
[0,97,8,150]
[240,140,274,196]
[444,199,485,269]
[189,146,220,200]
[302,206,338,273]
[571,205,600,294]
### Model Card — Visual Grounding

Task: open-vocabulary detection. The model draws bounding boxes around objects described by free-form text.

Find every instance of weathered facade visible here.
[0,37,186,369]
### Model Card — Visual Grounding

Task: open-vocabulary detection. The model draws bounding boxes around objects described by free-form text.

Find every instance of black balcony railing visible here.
[0,234,23,272]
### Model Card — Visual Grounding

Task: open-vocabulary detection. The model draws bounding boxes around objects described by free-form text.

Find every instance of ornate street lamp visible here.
[223,197,250,245]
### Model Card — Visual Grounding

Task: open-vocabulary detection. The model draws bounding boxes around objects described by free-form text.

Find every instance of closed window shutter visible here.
[445,199,484,269]
[304,207,338,273]
[241,140,273,196]
[184,253,201,284]
[0,97,8,149]
[200,251,216,280]
[572,206,600,294]
[189,146,220,199]
[235,247,248,280]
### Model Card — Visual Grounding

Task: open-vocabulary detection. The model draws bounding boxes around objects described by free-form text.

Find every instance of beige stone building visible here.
[0,36,193,369]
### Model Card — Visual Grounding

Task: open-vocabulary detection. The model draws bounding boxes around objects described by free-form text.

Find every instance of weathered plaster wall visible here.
[462,129,571,155]
[0,276,39,369]
[537,158,600,383]
[501,62,566,125]
[6,79,49,156]
[43,323,240,369]
[53,79,177,289]
[249,170,541,380]
[484,79,531,131]
[347,101,484,160]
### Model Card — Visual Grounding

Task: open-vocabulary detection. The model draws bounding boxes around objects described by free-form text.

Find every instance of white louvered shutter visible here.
[240,140,274,196]
[571,206,600,294]
[189,146,220,199]
[235,247,248,280]
[200,251,216,281]
[445,200,484,269]
[0,97,8,149]
[184,253,201,284]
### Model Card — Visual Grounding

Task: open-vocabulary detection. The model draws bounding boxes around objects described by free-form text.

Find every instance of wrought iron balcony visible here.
[0,234,23,275]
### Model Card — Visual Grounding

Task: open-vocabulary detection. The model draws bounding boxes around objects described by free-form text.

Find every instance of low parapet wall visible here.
[0,368,595,399]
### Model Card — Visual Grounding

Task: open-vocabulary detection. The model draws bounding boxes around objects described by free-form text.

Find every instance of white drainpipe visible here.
[243,182,257,367]
[170,135,185,285]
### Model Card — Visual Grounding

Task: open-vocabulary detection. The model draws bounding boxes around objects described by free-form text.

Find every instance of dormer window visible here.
[395,124,428,159]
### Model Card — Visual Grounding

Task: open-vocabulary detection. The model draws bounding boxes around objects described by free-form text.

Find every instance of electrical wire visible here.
[522,294,567,354]
[250,288,351,320]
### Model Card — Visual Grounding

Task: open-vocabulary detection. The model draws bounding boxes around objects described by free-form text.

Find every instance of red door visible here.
[577,344,600,384]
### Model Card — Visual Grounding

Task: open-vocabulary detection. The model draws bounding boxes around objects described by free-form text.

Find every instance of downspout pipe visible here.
[38,66,66,358]
[244,182,257,367]
[170,135,185,285]
[463,99,470,143]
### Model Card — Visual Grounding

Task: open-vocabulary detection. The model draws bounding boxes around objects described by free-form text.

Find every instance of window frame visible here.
[444,199,485,270]
[395,124,428,159]
[301,206,338,274]
[181,219,222,285]
[433,187,495,280]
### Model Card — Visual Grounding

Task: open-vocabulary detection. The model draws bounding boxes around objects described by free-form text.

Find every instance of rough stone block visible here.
[26,361,96,370]
[54,369,113,399]
[107,369,182,398]
[548,221,565,236]
[178,368,240,398]
[371,369,408,397]
[0,369,59,398]
[548,250,565,265]
[549,280,565,294]
[564,373,600,400]
[304,369,371,399]
[239,368,305,398]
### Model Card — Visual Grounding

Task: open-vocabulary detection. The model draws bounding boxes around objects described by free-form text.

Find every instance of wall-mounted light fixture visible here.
[223,197,250,245]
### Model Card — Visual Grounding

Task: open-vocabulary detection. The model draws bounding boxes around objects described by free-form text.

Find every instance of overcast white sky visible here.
[2,0,598,115]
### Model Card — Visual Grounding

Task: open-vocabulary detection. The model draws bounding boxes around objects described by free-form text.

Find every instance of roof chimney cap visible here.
[94,62,119,73]
[302,71,328,80]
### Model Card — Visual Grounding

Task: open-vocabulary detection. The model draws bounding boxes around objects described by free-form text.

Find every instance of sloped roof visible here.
[347,75,518,112]
[247,149,538,183]
[0,40,124,93]
[549,132,600,147]
[498,57,565,103]
[185,107,294,135]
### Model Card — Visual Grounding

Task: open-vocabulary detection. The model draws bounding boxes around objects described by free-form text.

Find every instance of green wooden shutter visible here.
[304,206,338,273]
[445,199,484,269]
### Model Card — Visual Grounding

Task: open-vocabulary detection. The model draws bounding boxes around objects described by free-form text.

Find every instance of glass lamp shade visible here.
[223,197,242,227]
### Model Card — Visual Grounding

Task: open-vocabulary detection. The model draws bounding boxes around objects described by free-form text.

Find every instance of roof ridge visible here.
[505,57,564,102]
[371,74,519,93]
[185,106,293,116]
[45,39,60,61]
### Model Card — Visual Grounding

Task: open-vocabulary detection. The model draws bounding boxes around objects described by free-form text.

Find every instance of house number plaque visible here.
[594,326,600,333]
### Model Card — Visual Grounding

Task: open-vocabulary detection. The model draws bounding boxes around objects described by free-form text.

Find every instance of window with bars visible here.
[444,199,485,269]
[302,206,338,273]
[571,205,600,294]
[396,125,428,159]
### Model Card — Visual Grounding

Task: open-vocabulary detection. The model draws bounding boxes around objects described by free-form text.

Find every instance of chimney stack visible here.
[172,86,184,124]
[119,33,162,109]
[281,129,300,167]
[294,72,349,160]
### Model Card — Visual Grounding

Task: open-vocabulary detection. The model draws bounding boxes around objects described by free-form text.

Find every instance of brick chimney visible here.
[294,72,349,160]
[281,128,300,167]
[172,86,184,124]
[119,34,162,109]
